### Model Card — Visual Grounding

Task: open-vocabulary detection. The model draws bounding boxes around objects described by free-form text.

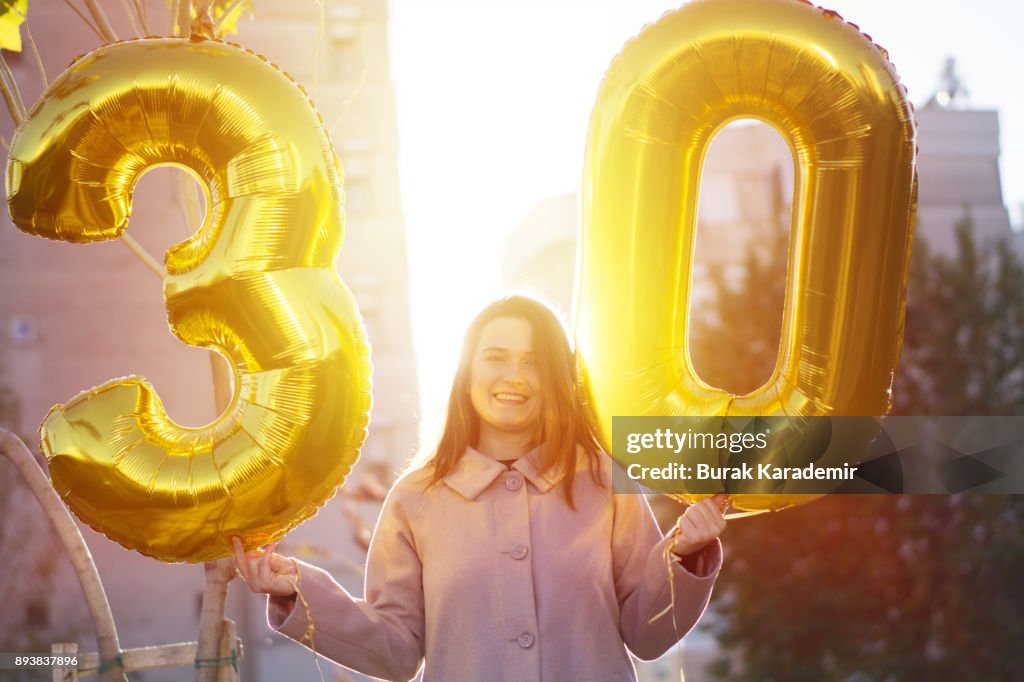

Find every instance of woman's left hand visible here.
[671,494,728,557]
[232,537,299,598]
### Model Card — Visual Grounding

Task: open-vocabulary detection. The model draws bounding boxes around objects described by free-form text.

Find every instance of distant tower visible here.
[926,56,969,110]
[916,57,1014,256]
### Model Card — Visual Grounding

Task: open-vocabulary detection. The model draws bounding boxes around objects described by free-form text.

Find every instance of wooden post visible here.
[52,642,79,682]
[196,346,237,681]
[216,618,240,682]
[196,554,237,681]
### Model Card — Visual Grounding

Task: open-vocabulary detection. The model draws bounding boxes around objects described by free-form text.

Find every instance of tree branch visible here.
[0,53,25,125]
[119,233,165,278]
[0,429,128,682]
[83,0,118,43]
[117,0,142,38]
[60,0,106,42]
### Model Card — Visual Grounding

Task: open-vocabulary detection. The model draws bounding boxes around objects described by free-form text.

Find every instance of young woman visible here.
[233,294,726,681]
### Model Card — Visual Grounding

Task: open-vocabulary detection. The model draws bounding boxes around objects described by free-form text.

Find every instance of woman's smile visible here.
[493,392,528,403]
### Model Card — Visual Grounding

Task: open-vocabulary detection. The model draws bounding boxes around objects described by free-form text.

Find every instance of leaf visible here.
[209,0,252,36]
[0,0,27,53]
[164,0,253,37]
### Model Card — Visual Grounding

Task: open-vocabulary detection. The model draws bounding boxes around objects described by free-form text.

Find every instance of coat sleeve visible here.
[612,491,722,661]
[266,480,426,681]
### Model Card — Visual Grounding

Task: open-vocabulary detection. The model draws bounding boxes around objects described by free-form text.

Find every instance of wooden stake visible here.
[196,301,237,682]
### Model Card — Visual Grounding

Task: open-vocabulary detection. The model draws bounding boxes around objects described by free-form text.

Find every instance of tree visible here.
[892,216,1024,416]
[689,204,1024,680]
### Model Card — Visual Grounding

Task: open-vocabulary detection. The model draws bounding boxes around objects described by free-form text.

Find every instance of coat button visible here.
[505,474,523,492]
[517,631,535,649]
[511,544,529,560]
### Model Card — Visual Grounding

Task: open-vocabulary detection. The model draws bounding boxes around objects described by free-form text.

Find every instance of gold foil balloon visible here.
[6,38,372,562]
[574,0,917,511]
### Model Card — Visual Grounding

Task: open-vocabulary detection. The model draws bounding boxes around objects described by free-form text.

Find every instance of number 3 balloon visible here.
[575,0,917,510]
[6,38,371,562]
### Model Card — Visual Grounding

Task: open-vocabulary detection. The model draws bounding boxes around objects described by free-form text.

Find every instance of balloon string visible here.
[289,560,327,682]
[649,497,729,680]
[723,508,769,520]
[646,525,687,681]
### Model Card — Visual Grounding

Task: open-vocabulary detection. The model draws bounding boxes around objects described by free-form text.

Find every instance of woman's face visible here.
[469,316,542,440]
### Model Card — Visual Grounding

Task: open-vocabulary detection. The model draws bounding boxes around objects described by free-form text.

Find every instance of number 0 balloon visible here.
[574,0,917,510]
[6,38,371,562]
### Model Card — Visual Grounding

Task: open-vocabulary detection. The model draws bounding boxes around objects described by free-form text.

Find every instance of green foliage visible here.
[210,0,253,36]
[167,0,253,36]
[892,216,1024,415]
[703,494,1024,682]
[690,209,1024,680]
[0,0,27,52]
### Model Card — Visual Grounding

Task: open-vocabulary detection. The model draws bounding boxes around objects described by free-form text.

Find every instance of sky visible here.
[386,0,1024,443]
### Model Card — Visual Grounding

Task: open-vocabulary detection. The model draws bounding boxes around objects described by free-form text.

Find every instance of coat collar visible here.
[443,445,564,501]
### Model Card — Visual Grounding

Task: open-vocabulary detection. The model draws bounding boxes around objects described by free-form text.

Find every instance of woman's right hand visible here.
[232,536,299,598]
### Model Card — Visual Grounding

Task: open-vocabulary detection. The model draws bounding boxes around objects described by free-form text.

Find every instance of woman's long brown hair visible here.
[425,294,602,509]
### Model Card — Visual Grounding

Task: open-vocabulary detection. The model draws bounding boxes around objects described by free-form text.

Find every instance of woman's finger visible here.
[232,536,250,583]
[234,538,270,592]
[270,553,297,574]
[686,514,714,542]
[261,542,277,580]
[680,511,698,529]
[697,497,728,531]
[681,503,722,539]
[686,500,715,531]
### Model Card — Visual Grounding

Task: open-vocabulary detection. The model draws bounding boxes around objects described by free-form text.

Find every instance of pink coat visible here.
[267,447,721,681]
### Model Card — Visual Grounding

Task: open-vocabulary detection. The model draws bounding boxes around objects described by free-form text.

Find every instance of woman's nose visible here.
[502,362,526,384]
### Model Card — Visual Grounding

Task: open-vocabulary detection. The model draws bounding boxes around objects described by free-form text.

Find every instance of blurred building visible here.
[0,2,415,681]
[914,55,1018,255]
[915,106,1016,256]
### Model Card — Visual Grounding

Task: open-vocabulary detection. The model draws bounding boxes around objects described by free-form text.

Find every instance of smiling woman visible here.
[469,316,542,449]
[234,293,728,682]
[427,295,600,508]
